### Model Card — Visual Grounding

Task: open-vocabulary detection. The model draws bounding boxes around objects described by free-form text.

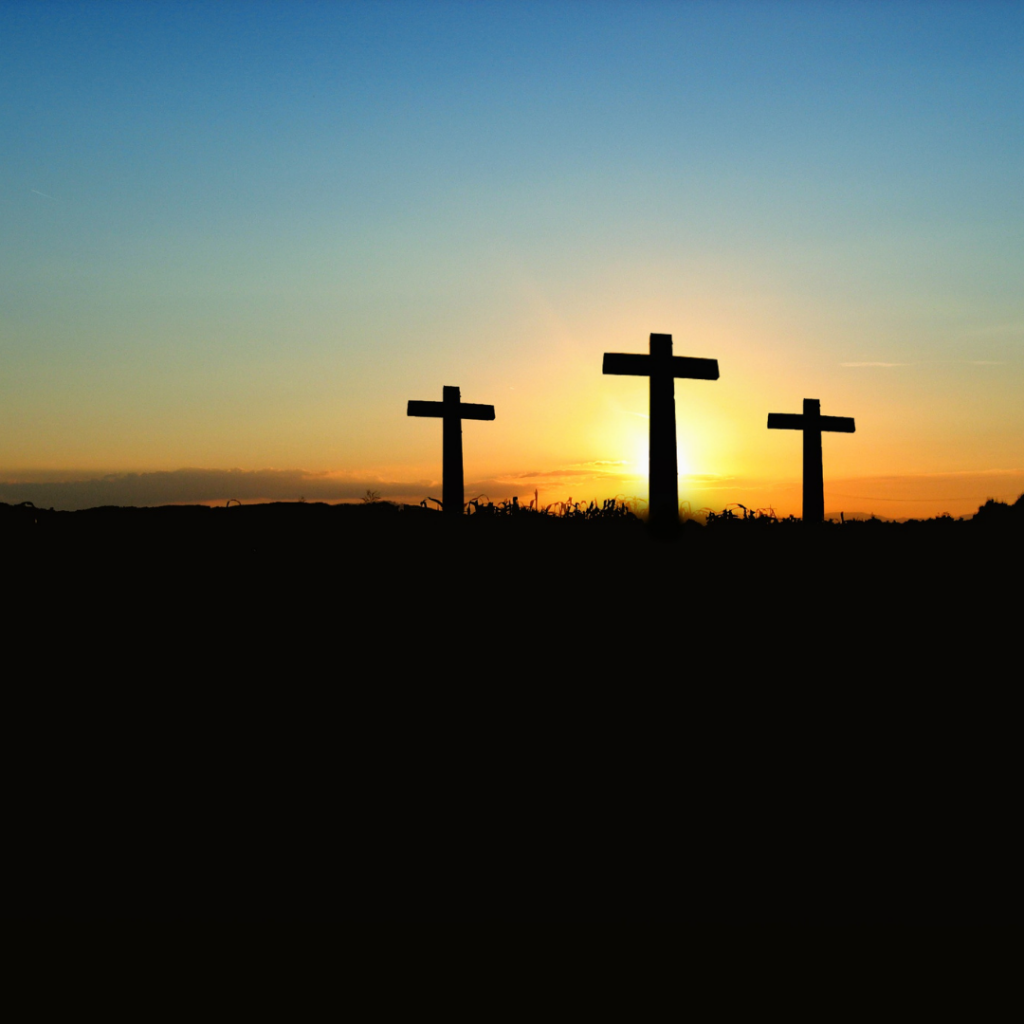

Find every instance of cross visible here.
[603,333,719,531]
[408,385,495,515]
[767,399,855,523]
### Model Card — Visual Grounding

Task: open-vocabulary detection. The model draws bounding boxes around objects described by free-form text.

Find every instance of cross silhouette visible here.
[767,398,855,523]
[408,386,495,515]
[603,333,719,530]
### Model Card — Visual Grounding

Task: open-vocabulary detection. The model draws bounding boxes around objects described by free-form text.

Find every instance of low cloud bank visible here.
[823,470,1024,509]
[0,468,431,511]
[0,463,640,511]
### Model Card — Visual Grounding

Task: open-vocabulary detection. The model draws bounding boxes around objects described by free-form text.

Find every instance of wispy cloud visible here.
[496,461,631,482]
[840,361,910,367]
[963,360,1005,365]
[30,189,59,201]
[962,321,1024,338]
[506,469,596,479]
[683,474,736,484]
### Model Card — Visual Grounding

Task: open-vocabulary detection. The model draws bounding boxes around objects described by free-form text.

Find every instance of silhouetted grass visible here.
[465,495,642,519]
[4,491,1022,540]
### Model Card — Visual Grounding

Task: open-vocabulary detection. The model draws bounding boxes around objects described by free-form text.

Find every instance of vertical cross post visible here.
[603,333,719,531]
[767,398,856,523]
[408,385,496,515]
[442,386,464,517]
[802,399,825,525]
[649,334,678,528]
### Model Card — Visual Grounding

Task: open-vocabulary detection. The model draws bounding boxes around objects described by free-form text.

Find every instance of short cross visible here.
[603,333,719,530]
[408,385,495,515]
[767,399,855,523]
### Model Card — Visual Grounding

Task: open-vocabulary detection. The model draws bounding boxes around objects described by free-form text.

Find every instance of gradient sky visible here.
[2,0,1022,516]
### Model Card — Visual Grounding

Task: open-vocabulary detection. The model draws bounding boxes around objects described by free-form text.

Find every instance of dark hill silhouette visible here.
[5,496,1020,921]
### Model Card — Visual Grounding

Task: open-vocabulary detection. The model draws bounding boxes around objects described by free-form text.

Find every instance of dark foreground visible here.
[5,499,1021,921]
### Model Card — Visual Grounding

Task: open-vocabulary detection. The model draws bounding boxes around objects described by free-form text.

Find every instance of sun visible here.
[675,437,693,479]
[625,427,692,490]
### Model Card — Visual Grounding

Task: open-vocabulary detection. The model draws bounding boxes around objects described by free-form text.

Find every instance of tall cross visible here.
[767,398,855,523]
[407,385,495,515]
[603,333,719,531]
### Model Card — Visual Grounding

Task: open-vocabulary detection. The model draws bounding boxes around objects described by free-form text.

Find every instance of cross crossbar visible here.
[407,400,495,420]
[602,353,720,379]
[767,413,854,433]
[603,333,718,381]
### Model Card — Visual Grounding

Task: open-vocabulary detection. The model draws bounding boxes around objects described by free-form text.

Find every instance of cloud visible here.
[463,461,646,502]
[0,459,648,511]
[0,468,429,511]
[962,321,1024,338]
[491,460,632,482]
[823,469,1024,505]
[840,362,910,367]
[504,468,617,479]
[683,474,736,485]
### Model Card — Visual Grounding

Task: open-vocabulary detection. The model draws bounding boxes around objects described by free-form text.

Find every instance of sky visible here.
[2,0,1022,517]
